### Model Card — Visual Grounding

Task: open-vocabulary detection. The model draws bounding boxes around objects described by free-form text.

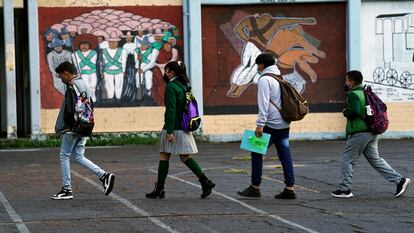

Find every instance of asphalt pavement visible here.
[0,139,413,233]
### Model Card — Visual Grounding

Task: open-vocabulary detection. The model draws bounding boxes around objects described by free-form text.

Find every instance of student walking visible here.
[52,61,115,200]
[146,61,215,199]
[332,70,411,198]
[237,53,296,199]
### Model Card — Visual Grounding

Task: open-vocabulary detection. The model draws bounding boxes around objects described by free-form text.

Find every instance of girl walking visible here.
[146,61,215,199]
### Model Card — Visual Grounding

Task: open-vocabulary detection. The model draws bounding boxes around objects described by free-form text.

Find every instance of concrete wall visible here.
[35,0,414,141]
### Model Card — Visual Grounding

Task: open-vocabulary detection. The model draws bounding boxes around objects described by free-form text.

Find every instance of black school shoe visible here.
[275,188,297,199]
[395,178,411,197]
[100,172,115,195]
[51,187,73,200]
[237,186,261,198]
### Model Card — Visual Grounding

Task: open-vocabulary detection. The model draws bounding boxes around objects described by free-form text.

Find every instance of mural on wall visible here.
[40,7,183,108]
[227,12,326,98]
[361,2,414,102]
[370,13,414,100]
[201,4,347,113]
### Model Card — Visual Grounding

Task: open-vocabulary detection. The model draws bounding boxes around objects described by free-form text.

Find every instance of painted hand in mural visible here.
[228,13,325,98]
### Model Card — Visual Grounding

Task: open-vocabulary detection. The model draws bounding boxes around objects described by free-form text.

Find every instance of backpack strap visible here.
[260,73,283,111]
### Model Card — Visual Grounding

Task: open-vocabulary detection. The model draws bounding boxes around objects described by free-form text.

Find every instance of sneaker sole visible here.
[51,196,73,200]
[237,192,261,198]
[104,174,115,195]
[331,193,354,198]
[395,178,411,197]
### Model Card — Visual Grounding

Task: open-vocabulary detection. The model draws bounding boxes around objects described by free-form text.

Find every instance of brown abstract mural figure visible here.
[228,13,325,98]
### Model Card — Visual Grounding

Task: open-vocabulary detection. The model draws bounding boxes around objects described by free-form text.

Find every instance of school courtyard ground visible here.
[0,139,413,233]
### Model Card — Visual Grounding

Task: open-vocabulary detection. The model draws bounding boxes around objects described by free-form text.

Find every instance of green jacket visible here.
[343,84,369,136]
[163,79,187,133]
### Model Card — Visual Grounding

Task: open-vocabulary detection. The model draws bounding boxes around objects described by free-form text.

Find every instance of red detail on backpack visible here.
[364,85,388,134]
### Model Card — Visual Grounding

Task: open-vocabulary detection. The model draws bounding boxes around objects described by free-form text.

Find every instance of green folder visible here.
[240,129,271,155]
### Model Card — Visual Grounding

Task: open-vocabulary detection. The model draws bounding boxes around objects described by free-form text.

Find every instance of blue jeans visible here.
[251,126,295,187]
[339,132,402,191]
[60,133,105,190]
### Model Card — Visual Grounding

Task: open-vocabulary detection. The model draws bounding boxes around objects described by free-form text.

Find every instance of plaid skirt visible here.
[159,129,198,154]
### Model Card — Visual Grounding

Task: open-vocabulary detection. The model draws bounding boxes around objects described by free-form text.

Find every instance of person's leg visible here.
[363,135,402,183]
[114,73,123,99]
[52,133,77,200]
[90,73,98,102]
[273,128,294,189]
[337,133,370,193]
[72,135,115,195]
[146,152,171,199]
[180,154,215,198]
[104,74,114,99]
[60,134,78,190]
[72,136,105,178]
[145,70,153,97]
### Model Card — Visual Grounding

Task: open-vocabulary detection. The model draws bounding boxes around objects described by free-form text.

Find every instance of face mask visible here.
[163,74,170,83]
[343,83,350,92]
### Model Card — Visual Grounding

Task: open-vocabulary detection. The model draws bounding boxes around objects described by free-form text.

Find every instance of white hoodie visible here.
[256,65,290,129]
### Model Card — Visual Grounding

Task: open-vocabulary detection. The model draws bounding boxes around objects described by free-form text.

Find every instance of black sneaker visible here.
[51,187,73,200]
[395,178,411,197]
[99,172,115,195]
[237,186,261,198]
[331,189,353,198]
[274,188,297,199]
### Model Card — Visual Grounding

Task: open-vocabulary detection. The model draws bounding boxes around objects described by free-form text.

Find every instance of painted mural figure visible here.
[134,37,159,99]
[155,42,178,77]
[47,38,72,95]
[122,31,138,102]
[71,34,99,102]
[101,32,127,100]
[228,13,325,98]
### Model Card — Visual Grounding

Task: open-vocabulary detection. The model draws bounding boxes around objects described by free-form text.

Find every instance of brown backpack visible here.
[262,73,309,122]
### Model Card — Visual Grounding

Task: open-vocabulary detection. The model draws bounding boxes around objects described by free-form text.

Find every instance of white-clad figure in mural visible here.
[134,36,159,99]
[47,38,72,95]
[122,31,136,55]
[101,31,127,99]
[134,26,147,49]
[71,34,99,102]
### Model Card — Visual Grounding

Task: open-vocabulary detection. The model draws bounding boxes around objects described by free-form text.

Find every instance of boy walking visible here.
[237,53,296,199]
[332,70,411,198]
[52,61,115,200]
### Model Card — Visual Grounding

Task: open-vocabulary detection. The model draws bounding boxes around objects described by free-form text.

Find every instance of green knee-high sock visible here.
[184,158,204,178]
[157,160,169,184]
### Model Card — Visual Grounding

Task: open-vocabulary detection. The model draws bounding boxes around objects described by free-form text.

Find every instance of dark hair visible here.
[255,53,275,68]
[55,61,77,75]
[346,70,363,85]
[164,61,189,84]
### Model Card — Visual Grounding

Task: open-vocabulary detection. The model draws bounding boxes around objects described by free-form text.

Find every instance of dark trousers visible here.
[251,126,295,187]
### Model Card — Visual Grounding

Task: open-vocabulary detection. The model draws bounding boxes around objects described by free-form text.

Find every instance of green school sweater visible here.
[163,79,187,134]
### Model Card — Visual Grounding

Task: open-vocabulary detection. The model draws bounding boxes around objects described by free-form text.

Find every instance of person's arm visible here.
[63,87,76,129]
[256,77,271,128]
[121,49,127,72]
[343,92,362,119]
[164,84,177,134]
[142,49,159,72]
[47,53,58,76]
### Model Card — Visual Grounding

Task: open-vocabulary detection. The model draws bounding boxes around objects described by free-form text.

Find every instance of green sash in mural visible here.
[103,48,123,75]
[135,47,153,64]
[76,50,97,75]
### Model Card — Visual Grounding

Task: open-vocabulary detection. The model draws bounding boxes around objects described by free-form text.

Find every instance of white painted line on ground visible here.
[150,169,319,233]
[71,170,180,233]
[0,149,40,152]
[170,166,231,176]
[262,175,320,193]
[0,191,30,233]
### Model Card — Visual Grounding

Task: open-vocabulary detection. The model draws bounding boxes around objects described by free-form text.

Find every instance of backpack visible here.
[363,85,388,134]
[176,83,201,132]
[73,83,95,136]
[263,73,309,122]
